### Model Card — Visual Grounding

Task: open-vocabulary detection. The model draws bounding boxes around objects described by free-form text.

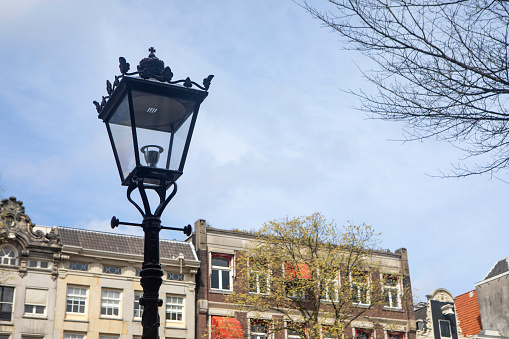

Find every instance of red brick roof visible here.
[455,290,482,336]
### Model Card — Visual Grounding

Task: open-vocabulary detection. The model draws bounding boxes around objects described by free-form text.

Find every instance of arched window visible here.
[0,245,18,266]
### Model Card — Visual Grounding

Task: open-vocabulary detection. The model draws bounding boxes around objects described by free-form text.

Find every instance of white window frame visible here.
[250,319,269,339]
[249,259,270,295]
[165,295,184,322]
[320,271,340,302]
[66,286,87,314]
[64,333,85,339]
[382,274,401,309]
[0,246,18,266]
[27,260,49,269]
[439,319,452,338]
[210,253,233,291]
[24,288,48,317]
[100,289,121,317]
[351,272,370,306]
[0,286,14,322]
[99,335,119,339]
[133,291,143,319]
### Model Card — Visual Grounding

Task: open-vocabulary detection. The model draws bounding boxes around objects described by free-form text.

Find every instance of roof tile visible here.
[455,290,482,336]
[56,227,197,260]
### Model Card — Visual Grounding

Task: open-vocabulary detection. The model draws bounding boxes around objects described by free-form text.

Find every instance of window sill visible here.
[165,325,187,329]
[64,319,89,323]
[383,306,404,312]
[23,315,48,319]
[210,289,233,294]
[0,320,13,326]
[99,316,123,320]
[353,303,371,308]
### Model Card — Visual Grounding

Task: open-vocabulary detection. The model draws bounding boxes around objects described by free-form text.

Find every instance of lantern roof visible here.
[93,47,213,114]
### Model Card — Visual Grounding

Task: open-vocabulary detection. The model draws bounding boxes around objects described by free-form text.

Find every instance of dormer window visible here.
[0,245,18,266]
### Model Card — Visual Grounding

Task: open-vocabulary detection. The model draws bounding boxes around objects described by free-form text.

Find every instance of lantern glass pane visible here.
[108,96,136,180]
[131,90,196,172]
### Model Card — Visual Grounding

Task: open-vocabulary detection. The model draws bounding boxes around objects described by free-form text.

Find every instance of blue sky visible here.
[0,0,507,301]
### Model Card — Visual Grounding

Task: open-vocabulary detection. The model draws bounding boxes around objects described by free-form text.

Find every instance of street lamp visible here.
[94,47,213,339]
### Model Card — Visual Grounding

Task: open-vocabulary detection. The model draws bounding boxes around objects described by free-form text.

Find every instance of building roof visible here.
[484,257,509,280]
[414,303,427,321]
[455,290,482,336]
[56,226,198,261]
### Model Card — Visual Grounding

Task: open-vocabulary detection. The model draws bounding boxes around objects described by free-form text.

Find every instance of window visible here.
[0,335,9,339]
[211,254,232,291]
[64,334,85,339]
[69,262,89,271]
[135,269,141,276]
[0,246,17,266]
[66,286,87,314]
[166,295,184,321]
[0,286,14,321]
[134,292,143,319]
[287,326,301,339]
[24,288,48,316]
[249,260,269,294]
[322,327,335,339]
[167,272,184,281]
[101,289,121,317]
[351,272,369,305]
[388,332,404,339]
[356,329,372,339]
[27,260,49,269]
[439,320,451,338]
[383,275,401,308]
[99,335,118,339]
[103,265,122,274]
[285,263,310,300]
[250,320,268,339]
[22,336,43,339]
[320,272,339,301]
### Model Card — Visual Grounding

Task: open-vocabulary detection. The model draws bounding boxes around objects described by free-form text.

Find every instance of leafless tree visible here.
[302,0,509,177]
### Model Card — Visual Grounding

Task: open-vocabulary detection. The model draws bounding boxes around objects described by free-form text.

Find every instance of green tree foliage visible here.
[302,0,509,177]
[226,213,410,339]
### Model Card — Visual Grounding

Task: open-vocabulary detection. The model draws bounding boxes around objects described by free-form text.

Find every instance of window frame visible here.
[68,262,89,271]
[382,274,402,309]
[23,288,48,317]
[320,271,340,302]
[165,295,185,322]
[388,332,405,339]
[355,329,373,339]
[439,319,452,338]
[350,272,370,306]
[66,286,88,314]
[0,246,18,266]
[0,286,14,322]
[27,260,50,269]
[210,253,233,291]
[102,265,122,275]
[64,334,85,339]
[133,291,143,319]
[167,272,185,281]
[100,289,122,318]
[249,259,270,295]
[250,319,269,339]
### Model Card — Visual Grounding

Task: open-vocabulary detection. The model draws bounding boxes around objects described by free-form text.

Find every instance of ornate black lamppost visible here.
[94,47,213,339]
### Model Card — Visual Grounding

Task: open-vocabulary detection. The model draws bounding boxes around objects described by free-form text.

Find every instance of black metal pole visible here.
[140,216,164,339]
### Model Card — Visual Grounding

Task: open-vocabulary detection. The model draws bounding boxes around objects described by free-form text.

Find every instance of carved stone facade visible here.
[415,289,465,339]
[0,197,199,339]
